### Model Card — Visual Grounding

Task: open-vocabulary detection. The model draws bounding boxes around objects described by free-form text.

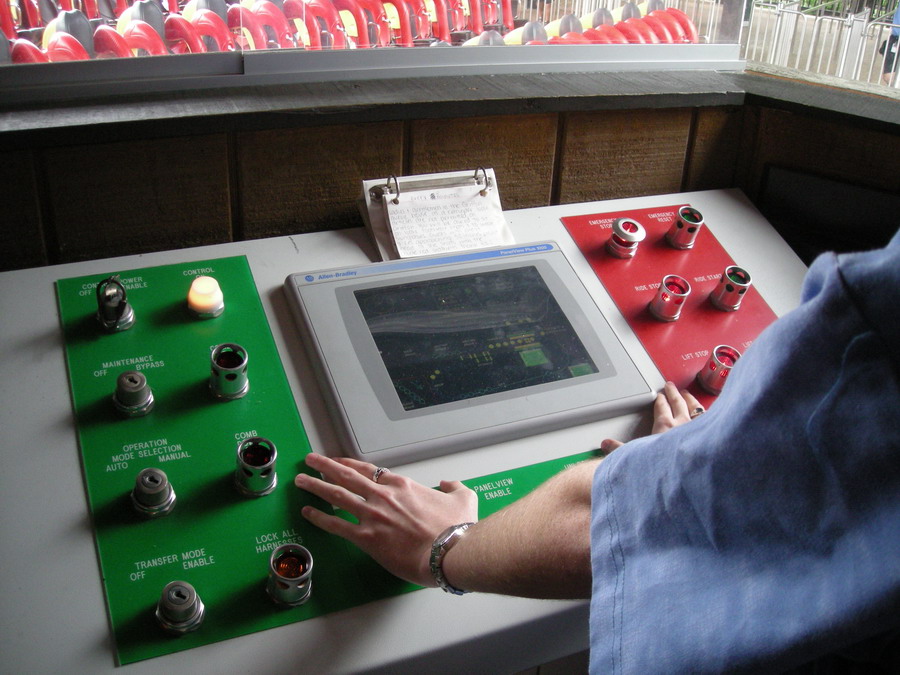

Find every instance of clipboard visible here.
[359,167,514,260]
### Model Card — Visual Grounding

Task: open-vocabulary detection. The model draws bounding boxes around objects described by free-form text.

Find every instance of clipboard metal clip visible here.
[386,175,401,205]
[474,166,491,196]
[371,168,493,203]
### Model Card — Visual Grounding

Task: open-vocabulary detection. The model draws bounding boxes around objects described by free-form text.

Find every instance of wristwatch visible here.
[430,522,475,595]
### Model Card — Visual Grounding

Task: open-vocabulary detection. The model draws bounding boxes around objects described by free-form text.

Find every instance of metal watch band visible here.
[430,522,475,595]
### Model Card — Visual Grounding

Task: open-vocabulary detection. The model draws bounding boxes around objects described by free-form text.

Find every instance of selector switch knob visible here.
[112,370,154,417]
[95,275,135,332]
[131,467,176,517]
[156,581,205,635]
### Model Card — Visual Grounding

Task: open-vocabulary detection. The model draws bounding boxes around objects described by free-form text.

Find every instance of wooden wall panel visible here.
[9,102,896,269]
[683,106,745,192]
[733,104,761,194]
[44,135,231,263]
[237,122,404,239]
[408,114,558,209]
[0,150,45,272]
[557,108,692,204]
[744,107,900,200]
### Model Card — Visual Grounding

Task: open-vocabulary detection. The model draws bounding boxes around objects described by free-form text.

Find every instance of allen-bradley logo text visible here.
[310,270,358,281]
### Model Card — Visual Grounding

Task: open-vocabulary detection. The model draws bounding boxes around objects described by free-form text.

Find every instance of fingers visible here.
[298,454,474,523]
[306,452,363,479]
[300,504,359,540]
[438,479,467,494]
[294,471,367,515]
[303,452,380,497]
[600,439,624,453]
[438,479,480,515]
[681,389,703,418]
[662,381,690,420]
[668,384,703,422]
[653,390,674,423]
[332,455,389,480]
[651,382,706,435]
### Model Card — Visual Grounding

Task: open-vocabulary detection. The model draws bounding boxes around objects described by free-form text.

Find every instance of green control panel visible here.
[57,256,598,665]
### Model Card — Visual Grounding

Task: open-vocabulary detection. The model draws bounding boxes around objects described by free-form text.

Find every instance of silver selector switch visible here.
[112,370,154,417]
[156,581,205,635]
[131,467,176,517]
[96,275,135,332]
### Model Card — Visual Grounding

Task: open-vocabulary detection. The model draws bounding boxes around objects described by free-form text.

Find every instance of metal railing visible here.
[742,0,900,88]
[855,16,899,85]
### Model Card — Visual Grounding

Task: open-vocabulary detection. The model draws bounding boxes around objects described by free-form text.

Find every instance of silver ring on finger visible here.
[689,406,705,419]
[372,466,390,484]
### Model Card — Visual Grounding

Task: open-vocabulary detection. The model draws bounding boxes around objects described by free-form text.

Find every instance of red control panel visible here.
[562,204,778,408]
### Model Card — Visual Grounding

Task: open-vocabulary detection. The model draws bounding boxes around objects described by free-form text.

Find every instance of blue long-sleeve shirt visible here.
[590,229,900,673]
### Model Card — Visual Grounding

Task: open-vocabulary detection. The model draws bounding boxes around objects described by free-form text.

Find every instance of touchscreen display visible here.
[354,266,599,411]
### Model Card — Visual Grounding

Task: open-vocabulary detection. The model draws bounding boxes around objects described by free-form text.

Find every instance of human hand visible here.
[294,453,478,588]
[600,381,705,452]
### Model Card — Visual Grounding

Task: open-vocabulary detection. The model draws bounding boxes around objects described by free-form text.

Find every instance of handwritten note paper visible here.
[385,185,512,258]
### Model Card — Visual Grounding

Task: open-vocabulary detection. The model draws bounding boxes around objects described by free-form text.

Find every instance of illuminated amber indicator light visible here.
[187,275,224,318]
[606,217,647,259]
[697,345,742,395]
[234,436,277,497]
[649,274,691,322]
[267,544,313,606]
[274,550,309,579]
[711,265,753,312]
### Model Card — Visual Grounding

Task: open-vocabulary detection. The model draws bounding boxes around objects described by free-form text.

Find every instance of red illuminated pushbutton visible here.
[665,206,705,250]
[648,274,691,322]
[696,344,741,395]
[606,217,647,259]
[267,543,313,607]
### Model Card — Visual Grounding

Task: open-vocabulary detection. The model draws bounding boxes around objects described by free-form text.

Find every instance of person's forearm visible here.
[296,384,696,599]
[440,458,599,599]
